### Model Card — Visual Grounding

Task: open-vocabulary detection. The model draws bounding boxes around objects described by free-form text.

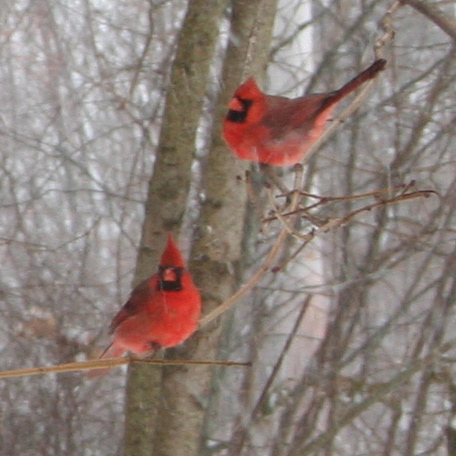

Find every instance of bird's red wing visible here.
[260,60,386,140]
[261,94,332,139]
[108,278,155,334]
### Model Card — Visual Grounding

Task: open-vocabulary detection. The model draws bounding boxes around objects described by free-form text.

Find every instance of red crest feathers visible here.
[160,234,185,268]
[234,77,263,100]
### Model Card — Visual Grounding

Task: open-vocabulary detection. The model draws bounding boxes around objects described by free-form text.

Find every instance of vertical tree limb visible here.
[123,1,229,455]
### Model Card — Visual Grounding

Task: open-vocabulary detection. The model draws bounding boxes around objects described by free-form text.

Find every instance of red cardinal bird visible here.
[223,59,386,166]
[99,234,201,359]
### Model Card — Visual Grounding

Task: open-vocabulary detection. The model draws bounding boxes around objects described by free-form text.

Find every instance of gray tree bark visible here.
[123,1,229,455]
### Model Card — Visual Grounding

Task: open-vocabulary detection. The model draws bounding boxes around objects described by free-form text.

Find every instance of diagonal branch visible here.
[199,165,304,328]
[400,0,456,41]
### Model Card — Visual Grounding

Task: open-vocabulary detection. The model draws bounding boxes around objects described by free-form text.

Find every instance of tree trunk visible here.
[123,0,229,454]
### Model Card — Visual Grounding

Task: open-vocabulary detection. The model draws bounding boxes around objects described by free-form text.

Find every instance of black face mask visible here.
[226,98,253,123]
[157,266,184,291]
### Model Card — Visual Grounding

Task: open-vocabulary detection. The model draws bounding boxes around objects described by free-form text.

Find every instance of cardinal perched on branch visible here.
[99,234,201,359]
[223,59,387,166]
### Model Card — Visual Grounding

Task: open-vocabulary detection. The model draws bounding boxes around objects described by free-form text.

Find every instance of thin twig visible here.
[0,357,250,380]
[250,296,313,420]
[374,1,400,57]
[271,188,437,272]
[266,185,438,224]
[279,181,413,202]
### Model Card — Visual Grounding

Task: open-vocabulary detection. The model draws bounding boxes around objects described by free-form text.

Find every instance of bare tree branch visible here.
[400,0,456,40]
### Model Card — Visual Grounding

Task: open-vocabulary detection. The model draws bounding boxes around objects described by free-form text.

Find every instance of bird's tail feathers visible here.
[328,59,387,106]
[99,342,125,359]
[86,343,125,378]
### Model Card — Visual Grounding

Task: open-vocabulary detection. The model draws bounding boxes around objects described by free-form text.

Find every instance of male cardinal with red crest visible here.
[99,234,201,359]
[223,59,386,166]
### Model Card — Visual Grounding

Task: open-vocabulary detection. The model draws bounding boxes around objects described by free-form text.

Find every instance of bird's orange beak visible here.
[228,97,244,112]
[162,268,177,282]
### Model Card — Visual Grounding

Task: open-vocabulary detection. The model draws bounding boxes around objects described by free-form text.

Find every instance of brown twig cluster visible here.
[266,180,438,272]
